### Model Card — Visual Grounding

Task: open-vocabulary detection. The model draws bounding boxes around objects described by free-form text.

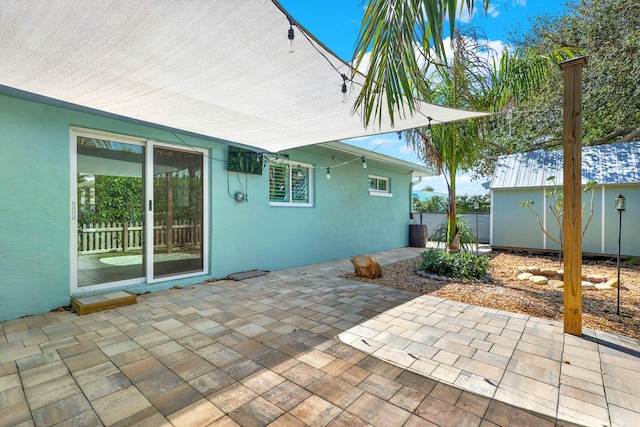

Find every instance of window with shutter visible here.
[269,160,313,206]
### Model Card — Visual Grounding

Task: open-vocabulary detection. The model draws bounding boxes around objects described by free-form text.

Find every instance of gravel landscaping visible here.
[346,250,640,340]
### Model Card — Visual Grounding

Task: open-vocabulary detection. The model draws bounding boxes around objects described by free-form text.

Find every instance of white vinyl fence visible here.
[78,220,201,254]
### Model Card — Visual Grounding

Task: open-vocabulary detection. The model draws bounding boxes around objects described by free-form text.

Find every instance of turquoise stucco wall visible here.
[492,185,640,256]
[0,94,413,321]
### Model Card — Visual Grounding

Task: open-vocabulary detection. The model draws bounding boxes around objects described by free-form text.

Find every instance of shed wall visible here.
[492,185,640,257]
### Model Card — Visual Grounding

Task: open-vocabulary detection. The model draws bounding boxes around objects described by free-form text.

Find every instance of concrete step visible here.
[71,291,137,315]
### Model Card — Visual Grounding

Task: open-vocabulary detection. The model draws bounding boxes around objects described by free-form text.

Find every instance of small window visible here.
[269,160,313,207]
[368,175,392,197]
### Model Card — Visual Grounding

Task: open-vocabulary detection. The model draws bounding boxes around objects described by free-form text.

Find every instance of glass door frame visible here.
[145,140,209,284]
[70,128,209,295]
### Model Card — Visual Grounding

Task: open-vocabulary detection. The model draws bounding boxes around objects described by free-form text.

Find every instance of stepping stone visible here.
[548,280,564,288]
[526,266,541,275]
[71,291,137,315]
[529,275,548,285]
[587,274,607,283]
[581,281,596,290]
[540,268,558,276]
[604,278,618,288]
[595,283,615,290]
[517,272,533,280]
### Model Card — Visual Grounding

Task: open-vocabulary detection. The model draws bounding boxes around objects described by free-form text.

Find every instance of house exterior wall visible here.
[0,94,414,321]
[491,184,640,257]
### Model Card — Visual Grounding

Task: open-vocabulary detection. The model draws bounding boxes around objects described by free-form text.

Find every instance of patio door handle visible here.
[148,200,153,211]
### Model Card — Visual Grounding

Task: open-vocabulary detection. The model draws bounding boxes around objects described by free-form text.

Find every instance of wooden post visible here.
[560,57,587,336]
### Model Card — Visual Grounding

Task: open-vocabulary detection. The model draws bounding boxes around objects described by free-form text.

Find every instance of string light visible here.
[287,16,296,53]
[326,167,331,179]
[425,117,432,138]
[361,156,367,169]
[341,74,349,103]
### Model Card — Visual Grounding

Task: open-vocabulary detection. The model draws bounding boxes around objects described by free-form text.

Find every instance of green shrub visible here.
[419,249,489,281]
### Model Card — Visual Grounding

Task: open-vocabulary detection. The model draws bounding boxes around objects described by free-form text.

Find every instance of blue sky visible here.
[278,0,570,195]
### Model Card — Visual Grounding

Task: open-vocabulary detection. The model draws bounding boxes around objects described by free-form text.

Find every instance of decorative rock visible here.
[529,275,548,285]
[595,283,615,290]
[557,269,564,277]
[517,266,540,274]
[517,272,534,281]
[351,255,382,279]
[548,280,564,288]
[604,278,618,288]
[586,274,607,283]
[581,281,596,290]
[540,268,558,276]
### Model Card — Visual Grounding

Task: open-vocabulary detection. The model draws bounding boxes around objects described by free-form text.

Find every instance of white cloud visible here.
[454,1,501,23]
[398,144,413,154]
[487,4,501,18]
[512,0,527,7]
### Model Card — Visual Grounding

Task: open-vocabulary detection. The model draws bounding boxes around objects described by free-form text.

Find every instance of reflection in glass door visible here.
[152,147,203,278]
[76,137,145,287]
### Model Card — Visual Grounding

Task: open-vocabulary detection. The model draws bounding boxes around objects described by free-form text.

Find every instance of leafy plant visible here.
[419,249,489,281]
[429,217,477,252]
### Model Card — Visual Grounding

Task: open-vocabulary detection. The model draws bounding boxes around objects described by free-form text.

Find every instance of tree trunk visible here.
[446,169,460,253]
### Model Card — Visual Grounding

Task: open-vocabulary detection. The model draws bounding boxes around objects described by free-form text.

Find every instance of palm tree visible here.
[352,0,490,127]
[404,31,580,252]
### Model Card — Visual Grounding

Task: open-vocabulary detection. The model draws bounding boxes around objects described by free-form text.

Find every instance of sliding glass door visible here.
[153,147,203,278]
[71,130,208,294]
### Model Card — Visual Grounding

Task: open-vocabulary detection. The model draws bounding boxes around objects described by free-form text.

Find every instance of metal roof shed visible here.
[489,141,640,256]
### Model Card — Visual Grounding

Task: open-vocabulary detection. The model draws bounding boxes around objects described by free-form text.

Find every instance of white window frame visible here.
[368,175,392,197]
[269,160,314,207]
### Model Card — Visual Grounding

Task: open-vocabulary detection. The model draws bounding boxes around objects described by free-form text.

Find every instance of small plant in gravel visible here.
[419,249,489,281]
[429,217,477,253]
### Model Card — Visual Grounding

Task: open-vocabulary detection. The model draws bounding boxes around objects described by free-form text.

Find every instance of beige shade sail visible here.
[0,0,489,152]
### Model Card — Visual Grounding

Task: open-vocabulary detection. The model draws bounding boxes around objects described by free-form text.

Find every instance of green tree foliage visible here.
[153,173,202,223]
[93,176,143,224]
[413,194,489,213]
[455,194,490,213]
[486,0,640,168]
[413,196,447,213]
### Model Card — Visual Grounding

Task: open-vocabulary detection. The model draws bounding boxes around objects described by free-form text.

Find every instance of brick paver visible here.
[1,247,639,426]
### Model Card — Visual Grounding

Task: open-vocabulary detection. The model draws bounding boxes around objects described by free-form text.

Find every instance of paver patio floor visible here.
[1,247,639,426]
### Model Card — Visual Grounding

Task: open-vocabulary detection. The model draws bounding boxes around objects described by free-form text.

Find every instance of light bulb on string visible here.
[341,74,348,103]
[287,16,296,53]
[425,117,432,138]
[326,167,331,180]
[361,157,367,169]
